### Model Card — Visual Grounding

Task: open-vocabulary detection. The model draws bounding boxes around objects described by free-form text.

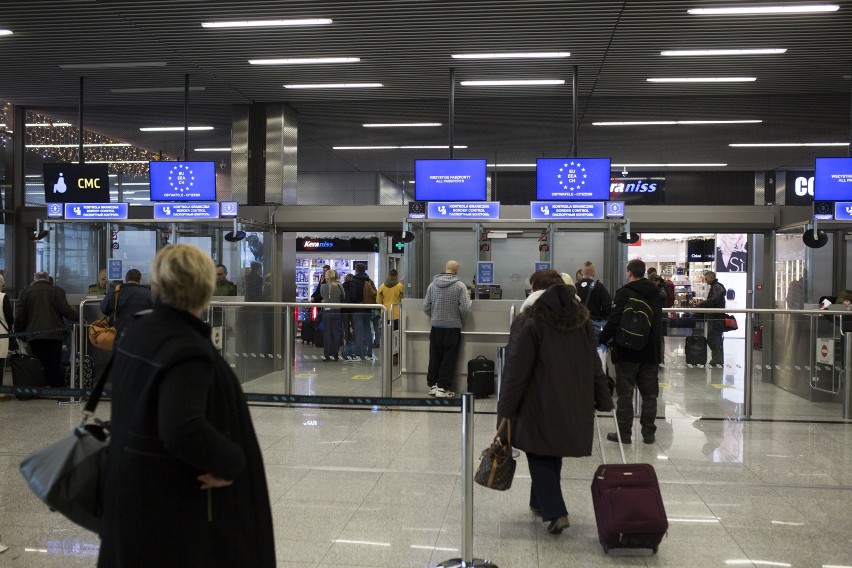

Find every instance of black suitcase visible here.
[314,322,325,348]
[11,352,45,400]
[64,354,95,390]
[592,413,668,554]
[467,355,495,398]
[301,319,316,344]
[685,335,707,365]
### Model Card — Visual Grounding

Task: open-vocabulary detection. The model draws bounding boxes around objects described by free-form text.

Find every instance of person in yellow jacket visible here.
[376,269,404,328]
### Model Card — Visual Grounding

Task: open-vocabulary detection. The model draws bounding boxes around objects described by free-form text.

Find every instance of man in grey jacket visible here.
[422,260,472,397]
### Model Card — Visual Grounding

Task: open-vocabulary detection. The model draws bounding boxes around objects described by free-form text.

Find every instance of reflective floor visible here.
[1,376,851,566]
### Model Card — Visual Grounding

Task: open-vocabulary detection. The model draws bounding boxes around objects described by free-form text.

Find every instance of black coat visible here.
[98,305,274,568]
[497,285,614,457]
[576,278,612,320]
[14,280,78,340]
[598,278,664,365]
[99,282,154,333]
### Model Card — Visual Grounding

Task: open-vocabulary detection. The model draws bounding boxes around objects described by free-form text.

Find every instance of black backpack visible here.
[615,294,654,350]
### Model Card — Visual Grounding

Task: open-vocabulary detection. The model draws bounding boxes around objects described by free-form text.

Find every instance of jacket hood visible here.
[432,273,460,288]
[384,276,399,288]
[625,278,659,299]
[526,284,589,332]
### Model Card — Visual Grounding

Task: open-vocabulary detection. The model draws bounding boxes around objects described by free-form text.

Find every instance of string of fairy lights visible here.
[0,107,167,176]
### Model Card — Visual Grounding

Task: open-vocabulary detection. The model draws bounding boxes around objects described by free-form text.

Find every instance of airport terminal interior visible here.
[1,1,852,567]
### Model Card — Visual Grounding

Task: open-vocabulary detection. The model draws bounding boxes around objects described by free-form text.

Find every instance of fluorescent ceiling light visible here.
[202,18,332,28]
[452,52,570,59]
[333,145,467,150]
[618,163,727,167]
[662,48,786,56]
[71,160,149,164]
[363,122,442,128]
[111,86,206,93]
[27,143,131,148]
[647,77,756,83]
[26,122,73,127]
[139,126,214,132]
[59,61,166,70]
[594,120,762,126]
[689,5,838,15]
[461,79,564,86]
[250,57,359,65]
[194,147,232,152]
[284,83,382,89]
[0,30,13,36]
[730,142,848,147]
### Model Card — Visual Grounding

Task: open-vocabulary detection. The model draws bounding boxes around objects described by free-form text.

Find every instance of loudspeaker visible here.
[764,171,776,205]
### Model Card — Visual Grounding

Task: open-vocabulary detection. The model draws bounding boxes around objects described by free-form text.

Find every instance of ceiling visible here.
[0,0,850,175]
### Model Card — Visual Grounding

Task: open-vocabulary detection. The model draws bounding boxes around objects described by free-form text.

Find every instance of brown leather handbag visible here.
[474,418,517,491]
[88,284,120,350]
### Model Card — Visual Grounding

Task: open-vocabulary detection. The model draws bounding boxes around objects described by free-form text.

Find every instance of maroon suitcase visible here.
[591,414,668,554]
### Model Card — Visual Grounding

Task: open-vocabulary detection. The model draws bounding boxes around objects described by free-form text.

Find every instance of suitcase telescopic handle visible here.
[594,411,627,465]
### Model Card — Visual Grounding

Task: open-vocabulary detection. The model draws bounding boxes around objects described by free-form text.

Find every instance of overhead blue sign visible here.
[220,201,239,217]
[535,262,551,272]
[108,259,123,281]
[153,202,219,219]
[415,159,488,201]
[605,201,625,218]
[530,201,605,220]
[427,201,500,219]
[64,203,129,220]
[536,158,611,200]
[46,203,64,218]
[814,157,852,201]
[834,202,852,221]
[477,262,494,285]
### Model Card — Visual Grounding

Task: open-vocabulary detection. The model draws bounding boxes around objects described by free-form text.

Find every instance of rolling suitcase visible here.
[11,349,45,400]
[64,354,95,390]
[467,355,495,398]
[592,413,668,554]
[685,324,707,366]
[300,319,316,344]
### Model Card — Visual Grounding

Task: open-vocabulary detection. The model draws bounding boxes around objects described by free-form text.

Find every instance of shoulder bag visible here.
[723,314,739,332]
[88,284,120,350]
[19,357,113,533]
[474,418,517,491]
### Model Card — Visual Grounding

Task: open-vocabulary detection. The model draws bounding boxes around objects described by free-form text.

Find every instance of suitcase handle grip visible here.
[594,411,627,465]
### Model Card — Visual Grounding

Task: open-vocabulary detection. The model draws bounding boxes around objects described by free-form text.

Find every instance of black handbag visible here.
[19,358,113,533]
[474,418,517,491]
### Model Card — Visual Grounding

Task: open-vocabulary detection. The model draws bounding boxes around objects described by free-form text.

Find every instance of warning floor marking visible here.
[351,374,374,380]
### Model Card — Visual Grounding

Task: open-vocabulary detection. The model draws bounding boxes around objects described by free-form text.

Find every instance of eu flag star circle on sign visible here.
[556,160,588,192]
[167,163,196,192]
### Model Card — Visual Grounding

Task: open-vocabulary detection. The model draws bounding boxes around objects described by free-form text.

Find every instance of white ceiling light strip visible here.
[451,52,570,59]
[140,126,214,132]
[202,19,332,28]
[284,83,382,89]
[363,123,442,128]
[461,79,564,86]
[730,142,848,147]
[594,120,762,126]
[250,57,359,65]
[647,77,756,83]
[661,48,786,56]
[334,145,467,150]
[689,5,839,15]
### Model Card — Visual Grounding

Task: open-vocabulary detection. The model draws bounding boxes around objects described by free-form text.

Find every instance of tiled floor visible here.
[1,386,852,567]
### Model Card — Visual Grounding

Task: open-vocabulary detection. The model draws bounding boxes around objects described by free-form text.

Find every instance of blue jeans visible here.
[352,312,372,357]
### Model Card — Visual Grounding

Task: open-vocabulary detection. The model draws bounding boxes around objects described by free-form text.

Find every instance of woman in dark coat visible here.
[497,269,613,535]
[98,244,275,568]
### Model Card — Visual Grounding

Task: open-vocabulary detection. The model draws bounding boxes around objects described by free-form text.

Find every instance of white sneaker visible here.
[434,387,455,398]
[428,385,438,396]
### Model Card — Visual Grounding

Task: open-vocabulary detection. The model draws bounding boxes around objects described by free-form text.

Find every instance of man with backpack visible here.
[347,263,378,359]
[598,259,663,445]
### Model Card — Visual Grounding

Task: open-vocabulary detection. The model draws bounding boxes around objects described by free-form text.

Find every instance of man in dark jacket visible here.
[100,268,154,334]
[347,263,377,359]
[14,271,79,387]
[575,260,612,324]
[599,259,663,445]
[698,271,727,366]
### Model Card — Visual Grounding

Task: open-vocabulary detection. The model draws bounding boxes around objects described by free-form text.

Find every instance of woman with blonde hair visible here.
[98,245,275,567]
[321,268,346,360]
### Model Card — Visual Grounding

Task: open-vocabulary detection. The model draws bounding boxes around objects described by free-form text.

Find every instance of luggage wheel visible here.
[602,545,609,554]
[652,545,658,554]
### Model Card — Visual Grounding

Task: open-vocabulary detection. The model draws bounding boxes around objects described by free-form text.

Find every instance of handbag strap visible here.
[495,417,512,447]
[83,355,114,415]
[582,280,597,306]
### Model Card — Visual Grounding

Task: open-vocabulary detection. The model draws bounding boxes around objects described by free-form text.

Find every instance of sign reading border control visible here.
[834,202,852,221]
[64,203,128,220]
[530,201,605,220]
[153,202,220,219]
[427,201,500,219]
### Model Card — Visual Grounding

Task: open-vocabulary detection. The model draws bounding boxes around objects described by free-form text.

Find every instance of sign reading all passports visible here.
[530,202,605,220]
[427,202,500,219]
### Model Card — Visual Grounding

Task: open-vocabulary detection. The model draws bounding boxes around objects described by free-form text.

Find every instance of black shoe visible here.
[530,506,541,515]
[546,516,570,534]
[708,360,723,367]
[607,432,631,444]
[643,435,655,444]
